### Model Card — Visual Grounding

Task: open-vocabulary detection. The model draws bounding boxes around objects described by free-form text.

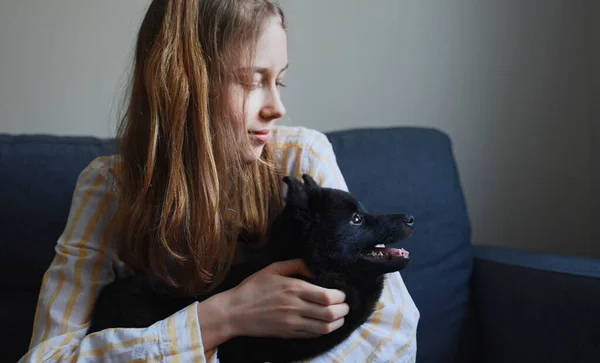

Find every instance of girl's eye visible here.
[351,213,363,225]
[246,81,285,90]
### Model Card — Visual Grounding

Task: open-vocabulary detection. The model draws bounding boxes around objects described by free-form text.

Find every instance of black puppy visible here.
[87,174,415,363]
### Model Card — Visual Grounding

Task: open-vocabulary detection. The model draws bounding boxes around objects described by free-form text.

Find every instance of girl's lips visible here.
[248,130,271,143]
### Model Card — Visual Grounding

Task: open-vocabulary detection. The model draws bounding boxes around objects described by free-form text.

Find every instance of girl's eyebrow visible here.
[245,64,289,74]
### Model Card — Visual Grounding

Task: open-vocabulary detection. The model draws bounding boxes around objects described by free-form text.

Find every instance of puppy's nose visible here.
[402,215,415,227]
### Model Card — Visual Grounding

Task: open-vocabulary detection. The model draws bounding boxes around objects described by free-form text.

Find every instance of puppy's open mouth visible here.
[361,244,410,261]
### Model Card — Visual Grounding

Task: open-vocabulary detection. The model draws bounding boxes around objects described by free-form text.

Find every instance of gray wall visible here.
[279,0,595,257]
[0,0,147,137]
[1,0,597,258]
[586,0,600,256]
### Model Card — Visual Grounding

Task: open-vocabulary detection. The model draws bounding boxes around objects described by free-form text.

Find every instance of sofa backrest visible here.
[327,127,475,362]
[1,127,475,363]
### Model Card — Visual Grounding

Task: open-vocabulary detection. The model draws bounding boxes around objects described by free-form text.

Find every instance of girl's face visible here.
[228,16,288,161]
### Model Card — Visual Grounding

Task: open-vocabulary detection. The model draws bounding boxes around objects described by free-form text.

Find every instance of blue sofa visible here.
[2,127,599,363]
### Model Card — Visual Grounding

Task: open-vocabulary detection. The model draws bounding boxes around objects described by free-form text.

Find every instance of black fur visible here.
[87,174,415,363]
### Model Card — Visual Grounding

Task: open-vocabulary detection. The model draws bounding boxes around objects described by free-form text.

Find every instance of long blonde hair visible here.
[113,0,286,295]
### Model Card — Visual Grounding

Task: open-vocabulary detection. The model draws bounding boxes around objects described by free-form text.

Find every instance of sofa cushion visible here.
[327,127,474,363]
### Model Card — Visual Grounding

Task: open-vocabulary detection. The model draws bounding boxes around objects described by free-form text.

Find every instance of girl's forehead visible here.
[251,18,288,72]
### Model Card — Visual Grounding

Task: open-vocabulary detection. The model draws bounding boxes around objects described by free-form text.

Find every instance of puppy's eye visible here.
[351,213,363,225]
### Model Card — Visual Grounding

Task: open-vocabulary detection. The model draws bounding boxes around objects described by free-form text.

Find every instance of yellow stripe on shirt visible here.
[79,215,118,331]
[391,325,417,362]
[293,145,303,178]
[186,304,204,362]
[167,315,180,363]
[60,190,114,335]
[366,279,406,362]
[271,142,321,177]
[205,349,216,362]
[273,143,304,178]
[36,169,107,362]
[383,278,393,303]
[280,144,290,178]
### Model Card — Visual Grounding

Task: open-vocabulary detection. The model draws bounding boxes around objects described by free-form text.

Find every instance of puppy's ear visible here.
[301,174,319,190]
[282,175,302,192]
[282,175,309,209]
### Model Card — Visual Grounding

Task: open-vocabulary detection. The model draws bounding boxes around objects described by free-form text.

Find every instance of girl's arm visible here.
[20,157,220,363]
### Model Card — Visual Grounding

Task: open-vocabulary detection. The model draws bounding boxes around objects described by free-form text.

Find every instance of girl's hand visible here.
[224,258,349,339]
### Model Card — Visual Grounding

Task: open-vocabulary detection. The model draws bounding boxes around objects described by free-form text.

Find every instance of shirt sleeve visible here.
[19,157,218,363]
[304,131,420,363]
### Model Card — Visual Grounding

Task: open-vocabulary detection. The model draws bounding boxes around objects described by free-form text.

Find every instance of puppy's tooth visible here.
[375,244,385,248]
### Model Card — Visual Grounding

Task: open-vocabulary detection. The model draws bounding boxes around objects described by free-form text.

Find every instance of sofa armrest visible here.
[472,245,600,363]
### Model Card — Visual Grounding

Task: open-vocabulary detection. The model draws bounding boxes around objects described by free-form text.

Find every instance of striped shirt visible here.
[19,125,419,363]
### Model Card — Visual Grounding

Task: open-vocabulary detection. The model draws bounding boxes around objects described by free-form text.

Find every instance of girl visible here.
[21,0,419,361]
